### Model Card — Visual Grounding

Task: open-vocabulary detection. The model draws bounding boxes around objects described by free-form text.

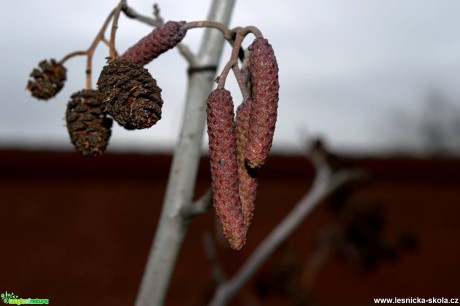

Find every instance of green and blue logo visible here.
[1,292,49,305]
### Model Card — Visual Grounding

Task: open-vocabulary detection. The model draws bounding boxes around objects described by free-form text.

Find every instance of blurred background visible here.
[1,1,459,305]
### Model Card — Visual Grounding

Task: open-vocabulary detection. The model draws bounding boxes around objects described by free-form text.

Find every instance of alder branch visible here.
[122,4,163,27]
[208,140,365,306]
[58,6,117,89]
[134,0,236,305]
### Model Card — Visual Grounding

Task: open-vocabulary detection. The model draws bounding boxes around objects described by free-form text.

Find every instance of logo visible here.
[1,292,49,305]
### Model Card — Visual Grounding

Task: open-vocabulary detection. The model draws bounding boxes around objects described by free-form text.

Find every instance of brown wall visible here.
[0,150,459,305]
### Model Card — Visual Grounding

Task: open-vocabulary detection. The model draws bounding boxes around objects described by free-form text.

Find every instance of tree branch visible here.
[207,141,365,306]
[122,4,163,27]
[134,1,236,305]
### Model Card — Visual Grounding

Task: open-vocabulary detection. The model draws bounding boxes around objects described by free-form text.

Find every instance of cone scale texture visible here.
[97,59,163,130]
[246,37,279,168]
[27,59,67,100]
[119,21,187,65]
[66,90,112,157]
[207,88,247,250]
[236,98,258,228]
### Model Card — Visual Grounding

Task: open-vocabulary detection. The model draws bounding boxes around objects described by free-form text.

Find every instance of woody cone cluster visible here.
[27,59,67,100]
[66,90,112,157]
[97,59,163,130]
[207,88,247,250]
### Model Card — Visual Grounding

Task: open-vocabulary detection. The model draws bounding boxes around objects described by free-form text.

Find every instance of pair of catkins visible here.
[207,37,279,250]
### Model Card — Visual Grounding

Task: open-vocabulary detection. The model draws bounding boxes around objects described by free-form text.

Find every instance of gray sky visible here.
[2,0,460,155]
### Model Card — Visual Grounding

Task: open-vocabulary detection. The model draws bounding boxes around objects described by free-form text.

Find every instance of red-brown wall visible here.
[0,150,459,305]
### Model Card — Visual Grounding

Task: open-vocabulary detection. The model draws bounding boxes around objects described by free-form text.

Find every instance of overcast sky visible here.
[2,0,460,155]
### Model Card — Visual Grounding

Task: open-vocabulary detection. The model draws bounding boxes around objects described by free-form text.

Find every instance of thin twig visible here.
[216,26,261,98]
[182,21,234,41]
[58,7,116,89]
[217,30,244,88]
[109,0,126,59]
[242,26,263,39]
[182,188,213,218]
[122,4,163,27]
[59,50,87,64]
[84,7,116,89]
[152,4,163,24]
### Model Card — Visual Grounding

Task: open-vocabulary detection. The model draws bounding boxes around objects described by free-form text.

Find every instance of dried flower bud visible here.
[246,37,279,168]
[27,59,67,100]
[97,59,163,130]
[119,21,187,65]
[207,88,247,250]
[66,90,112,157]
[236,98,258,228]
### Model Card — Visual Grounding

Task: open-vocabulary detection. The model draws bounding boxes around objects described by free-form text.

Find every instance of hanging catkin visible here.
[206,88,247,250]
[245,37,279,169]
[236,98,258,228]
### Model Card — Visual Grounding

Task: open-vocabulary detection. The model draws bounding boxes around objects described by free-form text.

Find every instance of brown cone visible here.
[66,90,112,157]
[97,59,163,130]
[27,59,67,100]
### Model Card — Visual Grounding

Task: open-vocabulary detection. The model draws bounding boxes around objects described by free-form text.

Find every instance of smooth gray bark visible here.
[135,1,236,305]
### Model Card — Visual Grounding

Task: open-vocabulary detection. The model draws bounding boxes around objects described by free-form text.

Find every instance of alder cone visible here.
[207,88,247,250]
[246,37,279,168]
[97,59,163,130]
[119,21,187,65]
[236,98,258,228]
[27,59,67,100]
[66,90,112,157]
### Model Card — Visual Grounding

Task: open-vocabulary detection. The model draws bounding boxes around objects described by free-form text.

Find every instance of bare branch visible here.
[122,4,163,27]
[59,6,117,89]
[109,0,126,59]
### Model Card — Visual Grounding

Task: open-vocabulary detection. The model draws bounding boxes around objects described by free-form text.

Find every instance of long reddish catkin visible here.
[206,88,247,250]
[245,37,279,169]
[236,98,258,228]
[119,21,187,65]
